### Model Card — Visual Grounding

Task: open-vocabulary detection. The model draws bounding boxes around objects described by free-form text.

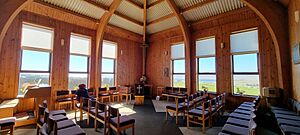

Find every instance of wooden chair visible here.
[109,87,119,102]
[108,106,135,135]
[119,86,132,104]
[98,87,110,103]
[74,97,89,122]
[87,88,96,98]
[0,117,16,135]
[70,90,77,110]
[56,90,72,110]
[36,105,46,134]
[94,102,108,133]
[166,96,186,124]
[87,98,96,124]
[187,100,212,133]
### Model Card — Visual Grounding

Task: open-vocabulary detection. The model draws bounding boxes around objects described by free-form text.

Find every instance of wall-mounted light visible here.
[295,10,299,23]
[61,39,64,46]
[120,50,123,55]
[221,42,225,49]
[164,51,168,56]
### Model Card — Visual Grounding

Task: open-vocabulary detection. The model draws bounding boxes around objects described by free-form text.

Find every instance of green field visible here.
[174,81,260,96]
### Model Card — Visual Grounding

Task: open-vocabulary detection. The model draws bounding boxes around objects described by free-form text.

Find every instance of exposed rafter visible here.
[34,0,98,22]
[147,13,175,25]
[165,0,192,95]
[94,0,122,91]
[84,0,143,27]
[125,0,143,9]
[180,0,215,13]
[147,0,164,9]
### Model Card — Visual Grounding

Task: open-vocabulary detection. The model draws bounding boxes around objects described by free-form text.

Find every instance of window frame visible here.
[101,41,117,87]
[196,37,217,92]
[230,28,260,96]
[19,23,54,95]
[68,33,91,89]
[171,43,185,87]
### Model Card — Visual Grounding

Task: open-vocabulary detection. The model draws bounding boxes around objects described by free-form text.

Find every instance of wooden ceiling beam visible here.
[84,0,109,10]
[34,0,98,22]
[147,0,164,9]
[84,0,143,27]
[93,0,121,90]
[165,0,192,94]
[180,0,215,13]
[147,13,175,25]
[125,0,143,9]
[114,12,143,26]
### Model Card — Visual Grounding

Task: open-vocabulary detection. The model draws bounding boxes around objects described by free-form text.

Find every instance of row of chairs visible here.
[187,93,226,133]
[37,101,85,135]
[219,96,260,135]
[75,97,135,135]
[56,86,132,110]
[271,98,300,134]
[162,87,187,101]
[165,90,209,125]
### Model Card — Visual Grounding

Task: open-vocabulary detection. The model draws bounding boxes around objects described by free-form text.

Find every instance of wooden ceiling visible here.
[34,0,246,35]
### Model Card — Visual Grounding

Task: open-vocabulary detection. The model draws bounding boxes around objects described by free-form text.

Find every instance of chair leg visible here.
[187,115,190,129]
[10,125,14,135]
[165,110,168,120]
[202,120,205,134]
[176,112,178,124]
[80,109,83,121]
[36,126,39,135]
[132,125,135,135]
[104,121,106,135]
[94,120,97,131]
[74,109,77,121]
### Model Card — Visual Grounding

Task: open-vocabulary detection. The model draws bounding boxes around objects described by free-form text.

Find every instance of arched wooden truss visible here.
[0,0,291,97]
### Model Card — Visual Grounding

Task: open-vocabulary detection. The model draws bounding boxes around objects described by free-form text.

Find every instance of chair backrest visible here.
[71,90,77,95]
[88,88,95,96]
[97,102,107,112]
[38,105,46,120]
[109,87,117,91]
[165,86,173,91]
[173,87,180,93]
[56,90,69,96]
[180,88,187,94]
[109,106,120,127]
[119,86,129,93]
[99,87,107,92]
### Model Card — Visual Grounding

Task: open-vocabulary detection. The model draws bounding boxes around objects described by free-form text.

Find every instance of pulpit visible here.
[18,86,51,127]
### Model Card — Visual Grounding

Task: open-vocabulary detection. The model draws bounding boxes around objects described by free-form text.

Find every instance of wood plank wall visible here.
[147,8,279,109]
[0,11,142,112]
[289,0,300,102]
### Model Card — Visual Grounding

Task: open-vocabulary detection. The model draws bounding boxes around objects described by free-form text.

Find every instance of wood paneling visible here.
[147,8,280,109]
[0,10,142,112]
[289,0,300,101]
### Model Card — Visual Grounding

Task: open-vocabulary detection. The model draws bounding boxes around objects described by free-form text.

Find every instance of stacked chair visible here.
[218,96,260,135]
[87,100,135,135]
[186,92,226,133]
[271,98,300,135]
[38,100,85,135]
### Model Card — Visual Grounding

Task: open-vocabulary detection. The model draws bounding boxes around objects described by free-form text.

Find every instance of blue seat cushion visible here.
[110,116,135,127]
[188,109,209,117]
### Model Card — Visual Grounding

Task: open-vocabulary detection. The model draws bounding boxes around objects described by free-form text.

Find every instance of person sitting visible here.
[75,84,89,102]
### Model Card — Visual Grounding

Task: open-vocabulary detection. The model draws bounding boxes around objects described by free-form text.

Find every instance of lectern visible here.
[22,87,51,122]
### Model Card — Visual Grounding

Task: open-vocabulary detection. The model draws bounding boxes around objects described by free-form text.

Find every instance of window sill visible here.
[232,94,259,98]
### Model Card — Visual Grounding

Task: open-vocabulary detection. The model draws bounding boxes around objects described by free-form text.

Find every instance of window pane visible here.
[233,54,258,73]
[19,73,50,95]
[22,24,53,50]
[198,75,216,92]
[233,75,260,96]
[103,41,116,58]
[196,38,215,57]
[171,44,184,59]
[231,30,258,53]
[102,58,115,73]
[68,73,88,89]
[173,60,185,73]
[69,55,88,72]
[70,35,91,55]
[101,74,115,87]
[199,57,215,73]
[173,75,185,87]
[21,50,50,71]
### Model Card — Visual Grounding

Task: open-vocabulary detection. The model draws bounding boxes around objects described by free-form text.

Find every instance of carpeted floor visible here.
[12,99,278,135]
